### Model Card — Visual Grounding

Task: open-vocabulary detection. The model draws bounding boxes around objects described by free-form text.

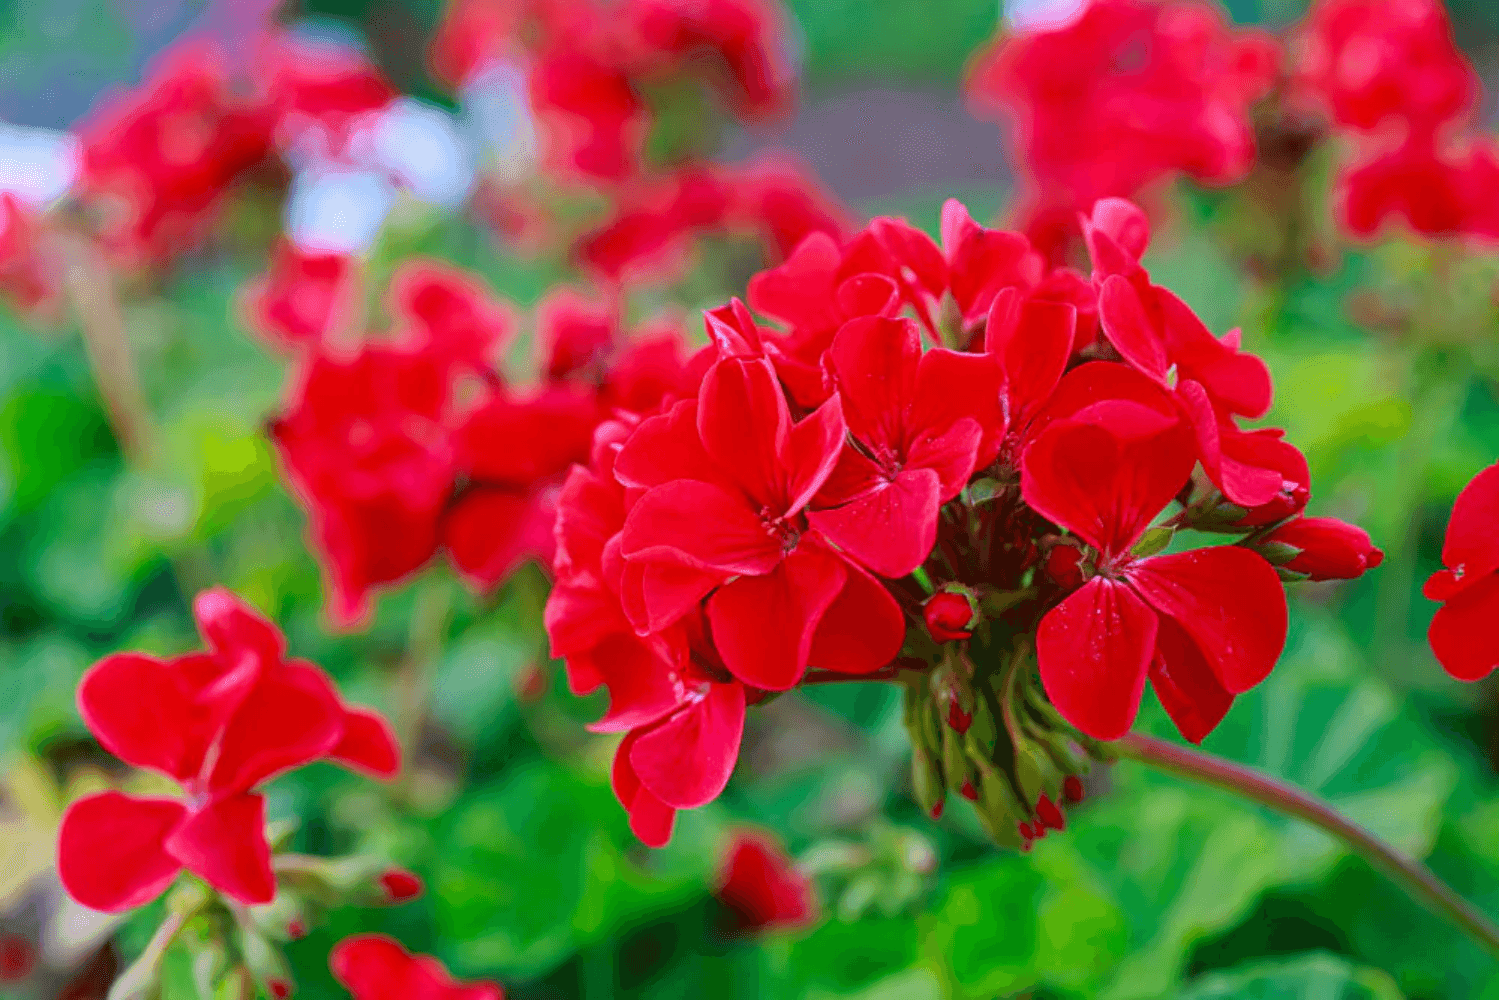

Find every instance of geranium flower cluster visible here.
[429,0,794,183]
[1292,0,1497,240]
[427,0,850,286]
[544,196,1383,847]
[267,259,699,625]
[966,0,1280,260]
[72,36,396,264]
[56,589,400,912]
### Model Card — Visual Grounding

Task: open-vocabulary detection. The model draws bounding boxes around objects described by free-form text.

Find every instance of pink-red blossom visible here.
[57,589,398,911]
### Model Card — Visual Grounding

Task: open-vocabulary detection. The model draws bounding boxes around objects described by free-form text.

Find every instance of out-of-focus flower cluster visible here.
[1292,0,1496,240]
[965,0,1497,250]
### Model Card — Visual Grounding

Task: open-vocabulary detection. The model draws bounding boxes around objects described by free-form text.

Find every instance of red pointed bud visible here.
[378,868,424,903]
[923,589,978,643]
[1036,795,1065,832]
[946,698,972,734]
[286,920,308,940]
[1259,516,1384,581]
[1063,775,1085,803]
[270,979,293,999]
[929,799,945,820]
[960,780,978,801]
[1043,544,1085,590]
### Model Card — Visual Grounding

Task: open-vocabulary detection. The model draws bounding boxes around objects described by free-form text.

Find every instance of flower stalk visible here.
[1116,732,1499,954]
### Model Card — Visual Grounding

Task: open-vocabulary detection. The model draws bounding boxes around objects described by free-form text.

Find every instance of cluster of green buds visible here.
[798,821,940,922]
[108,825,421,1000]
[900,627,1107,851]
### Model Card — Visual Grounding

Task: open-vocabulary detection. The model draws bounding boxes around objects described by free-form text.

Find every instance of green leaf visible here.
[1189,614,1458,876]
[1178,952,1405,1000]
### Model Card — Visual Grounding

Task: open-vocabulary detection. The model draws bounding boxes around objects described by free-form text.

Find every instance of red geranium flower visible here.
[809,315,1003,577]
[715,830,817,933]
[1023,400,1288,742]
[618,354,904,690]
[331,935,502,1000]
[1425,465,1498,681]
[57,589,399,912]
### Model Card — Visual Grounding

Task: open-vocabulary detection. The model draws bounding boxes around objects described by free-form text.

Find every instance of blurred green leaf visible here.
[1179,952,1405,999]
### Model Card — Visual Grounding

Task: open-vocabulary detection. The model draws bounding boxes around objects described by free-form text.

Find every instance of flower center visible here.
[759,506,801,554]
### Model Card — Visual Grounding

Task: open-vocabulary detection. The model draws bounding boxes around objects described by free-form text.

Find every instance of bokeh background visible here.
[0,0,1496,998]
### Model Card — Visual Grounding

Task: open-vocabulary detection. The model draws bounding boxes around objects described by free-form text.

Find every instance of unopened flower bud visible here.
[960,780,978,801]
[1063,775,1085,803]
[924,589,979,642]
[946,699,972,734]
[1043,544,1085,589]
[1036,794,1065,832]
[378,868,424,903]
[1258,516,1384,581]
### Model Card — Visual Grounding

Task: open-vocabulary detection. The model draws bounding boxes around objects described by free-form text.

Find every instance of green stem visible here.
[1116,732,1498,954]
[392,576,455,802]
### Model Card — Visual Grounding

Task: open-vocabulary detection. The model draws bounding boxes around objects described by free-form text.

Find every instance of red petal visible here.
[1429,571,1498,681]
[906,418,983,499]
[630,682,746,808]
[1441,465,1498,579]
[825,316,920,451]
[716,831,817,931]
[619,556,726,634]
[1025,361,1177,446]
[1036,578,1157,741]
[986,291,1074,426]
[442,486,541,591]
[697,357,790,508]
[1149,615,1234,744]
[329,707,401,779]
[207,662,344,794]
[585,632,690,733]
[1097,275,1171,385]
[552,466,625,582]
[330,934,504,1000]
[746,232,841,331]
[780,393,847,515]
[910,347,1003,473]
[612,733,677,847]
[1158,291,1272,419]
[807,468,941,578]
[1128,547,1287,695]
[166,793,276,905]
[193,588,286,673]
[836,273,900,318]
[622,480,782,575]
[330,935,415,999]
[76,654,211,782]
[614,399,723,491]
[546,580,632,660]
[57,792,186,912]
[1021,418,1194,556]
[707,547,846,690]
[1178,380,1283,508]
[807,554,906,673]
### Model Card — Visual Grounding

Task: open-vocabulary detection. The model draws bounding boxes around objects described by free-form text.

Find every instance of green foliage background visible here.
[0,2,1495,998]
